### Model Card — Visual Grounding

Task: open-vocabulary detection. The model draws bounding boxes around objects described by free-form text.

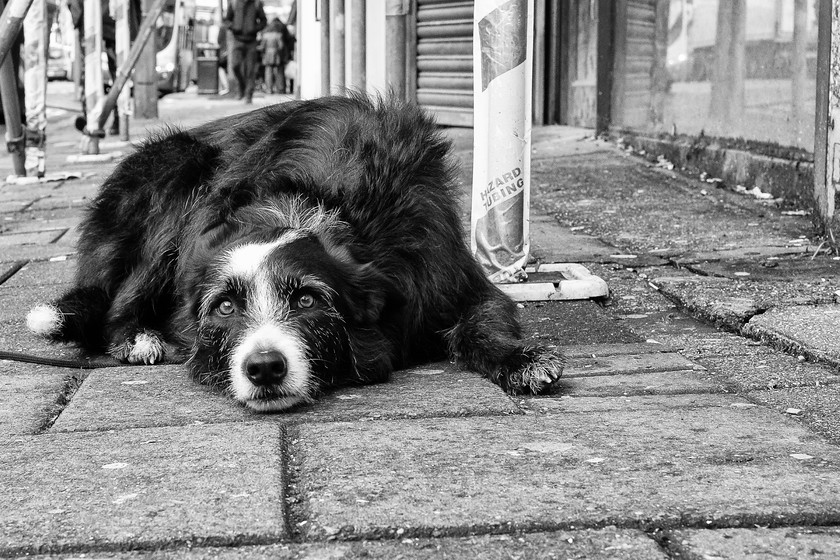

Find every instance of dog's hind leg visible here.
[445,287,564,394]
[27,285,112,349]
[103,265,176,365]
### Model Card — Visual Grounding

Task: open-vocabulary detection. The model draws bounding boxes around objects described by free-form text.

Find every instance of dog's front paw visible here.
[109,330,166,365]
[502,345,565,395]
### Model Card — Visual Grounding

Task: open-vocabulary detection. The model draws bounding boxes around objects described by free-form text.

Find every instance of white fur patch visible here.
[223,230,307,280]
[126,332,165,365]
[229,323,311,411]
[26,304,63,336]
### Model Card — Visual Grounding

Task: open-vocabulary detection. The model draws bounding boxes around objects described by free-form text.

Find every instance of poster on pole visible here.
[470,0,534,283]
[83,0,105,133]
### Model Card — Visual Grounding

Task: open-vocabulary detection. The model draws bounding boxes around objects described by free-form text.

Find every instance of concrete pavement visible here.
[2,86,840,558]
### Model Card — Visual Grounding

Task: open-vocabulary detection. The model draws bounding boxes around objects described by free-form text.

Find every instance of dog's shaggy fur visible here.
[28,95,563,411]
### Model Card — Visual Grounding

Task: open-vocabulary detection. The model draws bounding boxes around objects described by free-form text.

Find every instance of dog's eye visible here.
[297,293,316,309]
[216,299,236,316]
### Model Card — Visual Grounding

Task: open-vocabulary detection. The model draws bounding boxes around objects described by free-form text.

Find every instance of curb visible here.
[616,133,813,209]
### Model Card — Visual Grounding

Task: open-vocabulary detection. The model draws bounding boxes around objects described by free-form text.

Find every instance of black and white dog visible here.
[28,95,563,411]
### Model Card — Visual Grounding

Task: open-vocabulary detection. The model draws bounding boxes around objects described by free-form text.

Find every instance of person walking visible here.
[259,19,286,94]
[224,0,266,103]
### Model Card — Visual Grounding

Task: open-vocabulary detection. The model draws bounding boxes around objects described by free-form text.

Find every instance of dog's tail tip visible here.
[26,304,64,337]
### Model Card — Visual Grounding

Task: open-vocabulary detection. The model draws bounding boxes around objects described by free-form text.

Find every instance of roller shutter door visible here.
[613,0,657,128]
[415,0,474,127]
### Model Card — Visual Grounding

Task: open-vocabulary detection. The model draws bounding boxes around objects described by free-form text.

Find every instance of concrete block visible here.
[498,264,609,301]
[293,407,840,539]
[51,362,520,433]
[668,527,840,560]
[0,422,286,555]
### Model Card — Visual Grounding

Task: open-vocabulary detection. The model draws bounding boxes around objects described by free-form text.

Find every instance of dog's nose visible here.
[244,350,287,386]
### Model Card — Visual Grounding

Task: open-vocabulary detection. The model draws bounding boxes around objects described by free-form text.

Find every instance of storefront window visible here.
[615,0,819,153]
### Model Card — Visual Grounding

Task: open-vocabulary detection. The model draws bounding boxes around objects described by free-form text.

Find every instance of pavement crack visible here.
[35,368,89,434]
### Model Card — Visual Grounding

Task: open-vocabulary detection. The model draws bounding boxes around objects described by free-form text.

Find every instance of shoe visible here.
[244,96,253,104]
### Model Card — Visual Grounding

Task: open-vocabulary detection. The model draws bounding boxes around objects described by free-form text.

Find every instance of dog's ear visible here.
[342,263,403,326]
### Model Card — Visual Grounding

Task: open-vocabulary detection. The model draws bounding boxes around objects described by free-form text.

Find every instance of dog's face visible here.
[183,226,389,412]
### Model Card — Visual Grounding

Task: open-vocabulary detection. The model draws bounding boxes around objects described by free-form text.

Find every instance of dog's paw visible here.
[27,304,63,337]
[503,346,565,395]
[109,330,166,365]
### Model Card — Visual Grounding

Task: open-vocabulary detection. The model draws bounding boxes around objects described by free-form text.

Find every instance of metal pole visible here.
[329,0,344,92]
[0,0,35,70]
[114,0,131,141]
[133,0,158,118]
[84,0,167,135]
[385,0,406,98]
[814,0,835,234]
[0,40,23,173]
[350,0,365,91]
[320,0,330,95]
[0,0,24,175]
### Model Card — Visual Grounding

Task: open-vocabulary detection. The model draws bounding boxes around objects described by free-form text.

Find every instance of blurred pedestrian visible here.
[224,0,266,103]
[259,18,286,93]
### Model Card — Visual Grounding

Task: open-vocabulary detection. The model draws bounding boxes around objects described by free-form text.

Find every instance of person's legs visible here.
[264,64,274,93]
[231,41,246,99]
[243,41,259,102]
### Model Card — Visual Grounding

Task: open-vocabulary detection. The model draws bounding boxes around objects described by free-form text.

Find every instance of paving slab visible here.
[561,342,679,358]
[520,393,747,415]
[744,305,840,365]
[50,362,520,433]
[667,526,840,560]
[519,300,642,346]
[697,352,840,392]
[686,256,840,281]
[0,229,65,247]
[0,422,287,556]
[748,385,840,446]
[0,244,76,264]
[292,407,840,540]
[0,207,81,234]
[528,215,667,267]
[652,277,834,331]
[672,245,812,263]
[558,369,723,397]
[21,529,666,559]
[0,258,76,287]
[564,351,697,377]
[0,360,79,436]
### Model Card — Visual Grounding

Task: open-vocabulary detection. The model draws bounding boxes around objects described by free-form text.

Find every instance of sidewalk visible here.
[2,88,840,559]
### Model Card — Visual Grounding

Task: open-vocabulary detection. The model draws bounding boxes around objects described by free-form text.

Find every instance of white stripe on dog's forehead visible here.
[224,230,306,278]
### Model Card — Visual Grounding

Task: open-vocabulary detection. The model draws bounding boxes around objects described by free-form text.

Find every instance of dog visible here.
[27,94,563,412]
